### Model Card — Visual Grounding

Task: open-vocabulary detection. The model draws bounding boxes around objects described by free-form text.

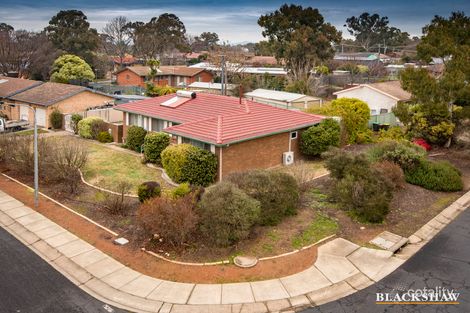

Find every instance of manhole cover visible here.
[234,256,258,268]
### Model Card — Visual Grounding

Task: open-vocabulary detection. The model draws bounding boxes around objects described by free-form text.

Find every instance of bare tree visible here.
[102,16,132,67]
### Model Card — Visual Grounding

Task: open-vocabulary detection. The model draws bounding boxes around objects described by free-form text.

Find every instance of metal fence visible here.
[89,82,145,96]
[369,112,398,127]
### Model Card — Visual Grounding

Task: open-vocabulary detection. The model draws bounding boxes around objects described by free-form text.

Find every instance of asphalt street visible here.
[0,226,128,313]
[302,207,470,313]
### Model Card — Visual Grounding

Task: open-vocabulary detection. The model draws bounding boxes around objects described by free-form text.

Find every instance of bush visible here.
[71,114,83,134]
[377,126,406,142]
[143,132,170,163]
[405,160,463,192]
[137,181,161,203]
[172,182,191,199]
[197,182,260,247]
[90,119,108,139]
[101,181,133,215]
[227,170,300,226]
[372,160,406,190]
[325,149,393,223]
[355,129,374,144]
[77,117,104,139]
[300,119,340,156]
[161,144,196,183]
[49,109,63,129]
[181,148,218,186]
[330,98,370,144]
[126,125,147,152]
[137,194,198,247]
[161,144,217,186]
[368,140,426,171]
[97,131,113,143]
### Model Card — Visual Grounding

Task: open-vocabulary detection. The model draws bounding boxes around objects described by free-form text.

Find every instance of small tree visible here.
[301,119,340,156]
[125,125,147,152]
[49,109,63,129]
[50,54,95,84]
[143,132,170,163]
[330,98,370,144]
[77,116,104,139]
[198,181,260,247]
[71,113,83,134]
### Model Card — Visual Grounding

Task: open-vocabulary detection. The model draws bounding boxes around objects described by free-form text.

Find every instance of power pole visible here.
[220,55,226,96]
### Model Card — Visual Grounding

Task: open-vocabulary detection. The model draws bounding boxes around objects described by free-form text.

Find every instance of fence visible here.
[369,112,398,128]
[82,108,123,123]
[89,82,145,96]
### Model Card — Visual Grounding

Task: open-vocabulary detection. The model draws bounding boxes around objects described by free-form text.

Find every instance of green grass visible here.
[82,141,168,194]
[291,214,338,249]
[14,129,49,136]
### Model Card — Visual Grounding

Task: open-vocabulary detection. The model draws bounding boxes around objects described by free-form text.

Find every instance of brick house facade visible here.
[116,92,323,180]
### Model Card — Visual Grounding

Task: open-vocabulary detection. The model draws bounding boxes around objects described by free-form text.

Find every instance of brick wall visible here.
[116,69,145,87]
[105,122,123,143]
[217,129,305,179]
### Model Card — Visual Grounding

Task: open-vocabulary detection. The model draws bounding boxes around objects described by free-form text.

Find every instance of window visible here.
[152,118,165,132]
[290,131,298,140]
[126,74,130,80]
[380,108,388,114]
[128,113,139,126]
[182,137,211,151]
[371,109,377,115]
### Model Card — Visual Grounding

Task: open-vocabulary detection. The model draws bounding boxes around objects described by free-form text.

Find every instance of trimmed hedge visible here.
[143,132,170,163]
[227,170,300,226]
[300,118,340,156]
[77,117,104,139]
[161,144,217,186]
[197,181,260,247]
[49,109,63,129]
[126,126,147,152]
[97,131,113,143]
[137,181,161,203]
[405,160,463,192]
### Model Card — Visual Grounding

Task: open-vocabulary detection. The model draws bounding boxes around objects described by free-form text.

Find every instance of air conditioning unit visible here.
[283,151,294,166]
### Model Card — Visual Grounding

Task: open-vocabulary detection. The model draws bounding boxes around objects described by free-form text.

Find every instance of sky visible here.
[0,0,469,43]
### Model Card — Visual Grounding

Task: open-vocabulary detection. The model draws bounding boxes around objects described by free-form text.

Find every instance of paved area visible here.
[0,188,468,313]
[0,226,127,313]
[302,206,470,313]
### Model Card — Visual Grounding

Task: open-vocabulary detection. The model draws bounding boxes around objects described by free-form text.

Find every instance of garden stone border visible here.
[0,185,468,312]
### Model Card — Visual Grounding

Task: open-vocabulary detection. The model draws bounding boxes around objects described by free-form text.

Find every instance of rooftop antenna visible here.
[220,55,226,96]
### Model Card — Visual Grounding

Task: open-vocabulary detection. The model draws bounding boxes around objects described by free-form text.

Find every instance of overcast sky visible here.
[1,0,469,43]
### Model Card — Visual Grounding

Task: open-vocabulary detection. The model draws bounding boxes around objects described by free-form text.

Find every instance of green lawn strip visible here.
[14,129,49,136]
[82,141,167,194]
[291,214,338,249]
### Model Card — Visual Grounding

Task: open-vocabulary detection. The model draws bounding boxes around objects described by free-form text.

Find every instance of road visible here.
[302,207,470,313]
[0,226,127,313]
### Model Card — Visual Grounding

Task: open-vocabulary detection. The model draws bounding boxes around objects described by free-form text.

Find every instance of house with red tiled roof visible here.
[115,65,213,88]
[115,91,324,179]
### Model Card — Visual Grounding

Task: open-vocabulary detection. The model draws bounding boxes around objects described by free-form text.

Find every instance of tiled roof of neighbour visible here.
[158,66,206,77]
[0,76,43,98]
[9,82,113,106]
[116,66,156,77]
[247,56,278,65]
[116,93,324,145]
[334,80,411,101]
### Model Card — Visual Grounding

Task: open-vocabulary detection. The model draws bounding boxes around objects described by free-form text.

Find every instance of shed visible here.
[244,89,322,110]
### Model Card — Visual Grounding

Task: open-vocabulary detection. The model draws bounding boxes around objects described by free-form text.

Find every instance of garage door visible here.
[19,105,29,121]
[36,108,46,127]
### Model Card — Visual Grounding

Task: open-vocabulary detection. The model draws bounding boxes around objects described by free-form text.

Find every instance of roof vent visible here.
[176,90,196,99]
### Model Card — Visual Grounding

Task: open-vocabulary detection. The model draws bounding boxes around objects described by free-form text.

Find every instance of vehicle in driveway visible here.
[0,118,29,132]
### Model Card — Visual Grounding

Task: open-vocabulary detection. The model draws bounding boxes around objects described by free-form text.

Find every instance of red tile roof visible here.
[116,93,324,145]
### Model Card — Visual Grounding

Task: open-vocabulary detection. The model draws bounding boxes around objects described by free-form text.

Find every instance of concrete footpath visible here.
[0,189,469,313]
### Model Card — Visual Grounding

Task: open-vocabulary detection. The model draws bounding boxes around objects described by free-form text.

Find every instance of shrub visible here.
[172,182,191,199]
[97,131,113,143]
[377,126,406,142]
[71,114,83,134]
[137,181,161,203]
[126,125,147,152]
[355,129,374,144]
[368,140,426,171]
[49,109,63,129]
[161,144,196,183]
[412,138,432,151]
[405,160,463,192]
[102,181,133,215]
[77,116,104,139]
[181,148,218,186]
[90,119,108,139]
[227,170,300,226]
[325,149,393,223]
[372,160,406,190]
[300,119,340,156]
[197,182,260,247]
[330,98,371,144]
[161,144,217,186]
[137,194,198,247]
[143,132,170,163]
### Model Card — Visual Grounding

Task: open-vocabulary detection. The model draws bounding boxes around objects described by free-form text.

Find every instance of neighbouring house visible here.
[244,89,323,110]
[112,54,139,72]
[4,81,114,128]
[190,62,288,77]
[245,55,278,66]
[334,52,391,64]
[333,81,412,115]
[0,76,42,103]
[187,82,236,96]
[115,65,213,88]
[115,91,324,180]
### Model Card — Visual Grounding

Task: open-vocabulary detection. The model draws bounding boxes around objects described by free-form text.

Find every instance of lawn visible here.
[14,129,49,136]
[81,140,171,194]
